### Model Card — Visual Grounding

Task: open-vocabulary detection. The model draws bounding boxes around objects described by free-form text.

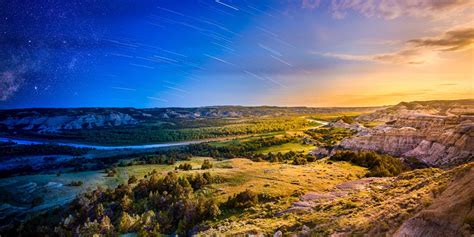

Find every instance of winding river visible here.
[0,137,201,150]
[0,119,329,150]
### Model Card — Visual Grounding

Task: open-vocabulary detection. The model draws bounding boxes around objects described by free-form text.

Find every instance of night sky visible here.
[1,0,472,108]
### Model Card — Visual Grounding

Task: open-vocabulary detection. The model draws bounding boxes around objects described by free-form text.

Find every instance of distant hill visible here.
[358,99,474,122]
[0,106,381,133]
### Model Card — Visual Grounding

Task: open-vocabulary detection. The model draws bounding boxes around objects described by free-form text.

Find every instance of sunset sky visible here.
[1,0,473,108]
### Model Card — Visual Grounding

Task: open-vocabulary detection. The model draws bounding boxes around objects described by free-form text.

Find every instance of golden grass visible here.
[257,142,315,154]
[362,121,386,128]
[116,157,366,202]
[112,157,367,235]
[309,112,367,121]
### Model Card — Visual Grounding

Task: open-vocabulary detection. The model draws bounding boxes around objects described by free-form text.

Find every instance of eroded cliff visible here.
[339,100,474,167]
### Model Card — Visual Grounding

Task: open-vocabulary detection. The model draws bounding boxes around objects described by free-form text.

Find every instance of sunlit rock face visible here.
[338,100,474,167]
[404,120,473,166]
[341,113,474,167]
[340,124,424,156]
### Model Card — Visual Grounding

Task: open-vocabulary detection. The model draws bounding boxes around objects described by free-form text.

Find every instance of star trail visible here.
[0,0,472,108]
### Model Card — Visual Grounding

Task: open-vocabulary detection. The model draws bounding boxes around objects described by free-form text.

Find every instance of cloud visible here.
[318,27,474,64]
[318,52,372,61]
[329,0,473,19]
[372,48,427,64]
[344,91,431,99]
[408,28,474,51]
[317,48,427,64]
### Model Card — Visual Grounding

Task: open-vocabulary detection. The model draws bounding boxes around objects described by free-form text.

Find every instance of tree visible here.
[176,163,193,171]
[201,159,213,169]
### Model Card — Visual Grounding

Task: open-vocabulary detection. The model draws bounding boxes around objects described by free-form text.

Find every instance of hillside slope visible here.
[394,164,474,236]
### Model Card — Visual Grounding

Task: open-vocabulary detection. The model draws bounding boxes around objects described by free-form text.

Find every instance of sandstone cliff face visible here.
[404,121,473,166]
[0,112,138,133]
[340,125,423,156]
[340,115,473,166]
[338,99,474,167]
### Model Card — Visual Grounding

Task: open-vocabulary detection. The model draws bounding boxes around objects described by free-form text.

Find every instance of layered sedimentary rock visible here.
[339,99,474,167]
[340,115,473,166]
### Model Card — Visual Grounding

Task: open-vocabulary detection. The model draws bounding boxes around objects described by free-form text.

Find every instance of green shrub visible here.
[224,190,278,209]
[176,163,193,171]
[330,151,408,177]
[224,190,260,209]
[201,159,213,169]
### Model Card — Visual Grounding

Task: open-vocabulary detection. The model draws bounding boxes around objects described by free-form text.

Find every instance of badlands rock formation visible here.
[340,100,474,167]
[0,112,138,133]
[0,106,381,135]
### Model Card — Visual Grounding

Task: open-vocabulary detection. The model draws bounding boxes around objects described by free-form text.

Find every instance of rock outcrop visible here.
[339,99,474,167]
[330,119,368,133]
[340,115,473,166]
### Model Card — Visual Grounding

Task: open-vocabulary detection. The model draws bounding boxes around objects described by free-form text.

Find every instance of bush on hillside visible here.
[224,190,279,209]
[201,159,213,169]
[330,150,408,177]
[176,163,193,171]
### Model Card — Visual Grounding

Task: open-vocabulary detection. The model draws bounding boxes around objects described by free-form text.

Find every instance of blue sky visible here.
[1,0,472,108]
